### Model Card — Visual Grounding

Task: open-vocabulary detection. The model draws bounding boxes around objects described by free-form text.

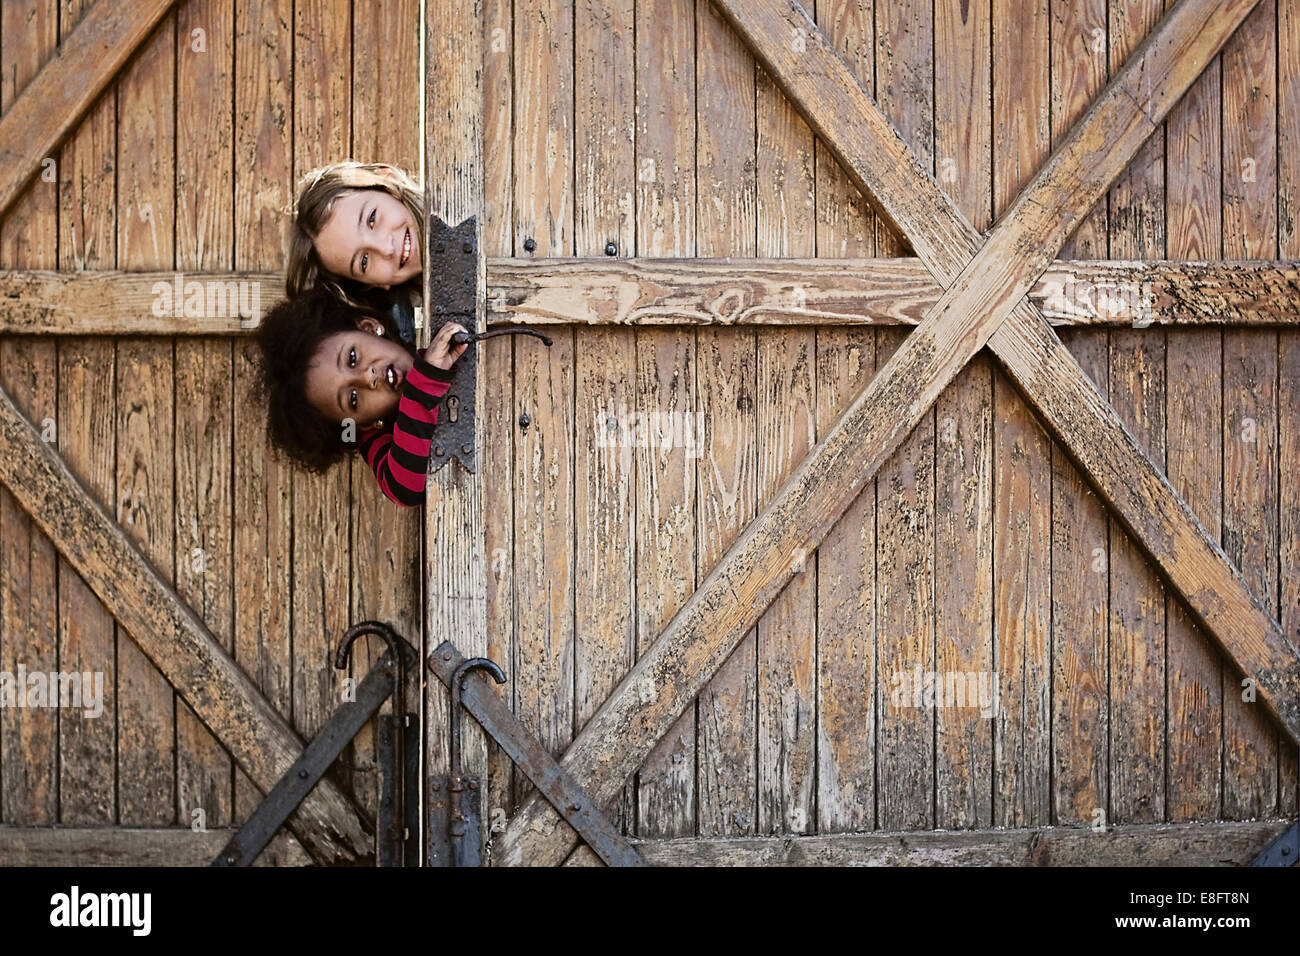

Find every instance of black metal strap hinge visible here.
[425,215,480,476]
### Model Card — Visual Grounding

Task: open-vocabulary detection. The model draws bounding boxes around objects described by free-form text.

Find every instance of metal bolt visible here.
[434,446,444,456]
[518,412,531,429]
[443,651,453,661]
[569,802,581,813]
[225,855,236,865]
[604,241,618,257]
[469,780,479,790]
[297,769,308,780]
[606,416,618,430]
[435,241,445,253]
[431,780,441,791]
[461,442,473,455]
[462,241,473,254]
[522,237,536,253]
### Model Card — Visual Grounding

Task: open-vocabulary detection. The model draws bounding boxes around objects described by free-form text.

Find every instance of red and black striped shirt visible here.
[357,351,455,507]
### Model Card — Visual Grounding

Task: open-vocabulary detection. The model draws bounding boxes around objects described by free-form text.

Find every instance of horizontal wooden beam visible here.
[0,383,371,865]
[0,825,310,866]
[0,0,178,218]
[2,260,1297,334]
[582,820,1290,867]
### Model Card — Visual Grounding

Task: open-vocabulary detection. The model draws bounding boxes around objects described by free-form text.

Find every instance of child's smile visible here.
[304,321,414,428]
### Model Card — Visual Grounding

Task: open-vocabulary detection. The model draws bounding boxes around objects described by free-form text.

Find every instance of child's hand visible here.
[428,322,469,370]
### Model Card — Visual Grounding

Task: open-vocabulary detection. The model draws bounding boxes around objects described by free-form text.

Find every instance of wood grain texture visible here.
[1164,46,1224,824]
[992,0,1052,829]
[0,825,310,866]
[1221,0,1280,819]
[0,0,59,827]
[631,0,697,840]
[695,0,757,838]
[232,0,294,829]
[624,819,1291,866]
[873,0,935,833]
[115,14,176,826]
[1105,0,1167,826]
[174,0,235,833]
[811,0,877,836]
[0,0,177,217]
[574,0,637,839]
[756,51,817,834]
[1051,0,1107,259]
[933,0,994,830]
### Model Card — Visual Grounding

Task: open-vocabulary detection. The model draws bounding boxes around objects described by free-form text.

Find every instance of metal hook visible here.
[449,326,553,348]
[449,657,507,776]
[334,621,408,735]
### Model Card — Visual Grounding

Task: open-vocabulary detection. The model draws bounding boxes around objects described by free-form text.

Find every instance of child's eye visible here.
[368,208,376,228]
[348,347,357,367]
[350,390,358,410]
[360,253,368,273]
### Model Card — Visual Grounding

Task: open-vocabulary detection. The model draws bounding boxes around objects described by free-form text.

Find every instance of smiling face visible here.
[311,189,421,289]
[304,317,415,427]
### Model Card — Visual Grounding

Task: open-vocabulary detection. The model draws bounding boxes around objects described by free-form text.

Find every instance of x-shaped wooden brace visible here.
[497,0,1300,865]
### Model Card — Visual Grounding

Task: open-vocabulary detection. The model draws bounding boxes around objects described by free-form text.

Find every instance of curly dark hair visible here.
[255,286,408,473]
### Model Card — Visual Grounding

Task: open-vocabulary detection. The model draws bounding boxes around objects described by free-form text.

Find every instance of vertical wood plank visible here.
[291,0,351,757]
[992,0,1052,829]
[1221,0,1279,819]
[350,0,422,827]
[509,0,575,806]
[174,0,236,832]
[756,47,817,834]
[0,0,59,826]
[1051,0,1108,258]
[1164,48,1224,823]
[933,0,993,830]
[1105,0,1167,826]
[812,0,877,835]
[632,0,697,839]
[1279,0,1300,814]
[574,0,636,834]
[481,0,516,832]
[695,0,757,837]
[874,0,935,831]
[1050,0,1109,826]
[115,14,177,826]
[232,0,294,825]
[56,0,118,825]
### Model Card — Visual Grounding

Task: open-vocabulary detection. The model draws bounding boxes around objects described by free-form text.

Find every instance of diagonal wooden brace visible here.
[496,0,1293,866]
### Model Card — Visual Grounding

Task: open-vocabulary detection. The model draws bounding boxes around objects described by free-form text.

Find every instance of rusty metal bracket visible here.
[425,214,479,476]
[428,640,649,867]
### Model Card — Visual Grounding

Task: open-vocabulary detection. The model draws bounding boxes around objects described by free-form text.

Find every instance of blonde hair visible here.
[288,161,425,308]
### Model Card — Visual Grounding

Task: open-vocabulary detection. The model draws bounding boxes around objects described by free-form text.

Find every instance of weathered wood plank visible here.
[873,0,935,833]
[0,385,369,862]
[1222,0,1282,820]
[0,0,178,218]
[55,0,119,828]
[0,825,310,867]
[1051,0,1108,260]
[115,13,176,827]
[574,0,636,838]
[6,259,1300,334]
[756,49,816,834]
[1105,0,1167,826]
[174,0,236,834]
[507,0,575,814]
[625,819,1292,866]
[231,0,294,830]
[811,0,877,836]
[497,0,1279,866]
[0,0,59,827]
[630,0,698,840]
[695,1,757,838]
[1164,35,1224,824]
[991,0,1052,829]
[349,0,423,832]
[933,0,994,830]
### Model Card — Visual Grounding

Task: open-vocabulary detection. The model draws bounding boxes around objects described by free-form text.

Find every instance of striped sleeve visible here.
[359,357,455,507]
